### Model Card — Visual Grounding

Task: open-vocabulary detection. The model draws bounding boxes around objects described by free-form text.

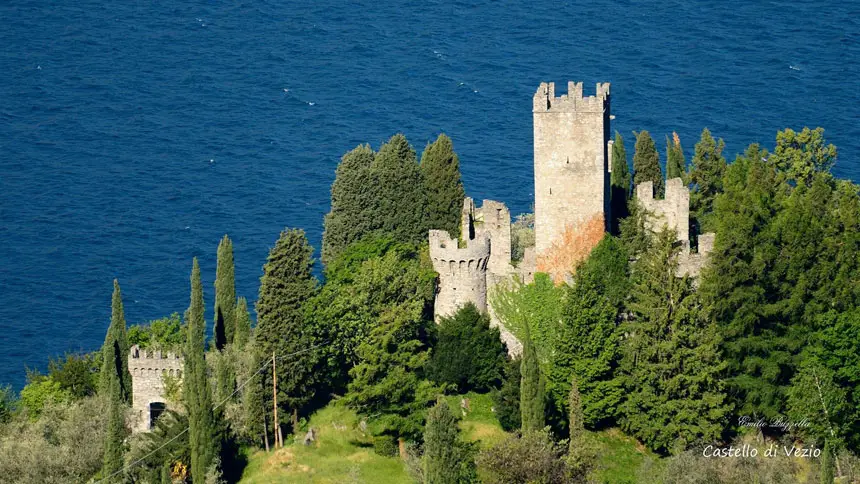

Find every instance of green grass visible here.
[590,428,662,484]
[238,395,658,483]
[239,403,411,484]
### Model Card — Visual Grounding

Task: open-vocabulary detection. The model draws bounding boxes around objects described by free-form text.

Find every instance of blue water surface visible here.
[1,0,858,390]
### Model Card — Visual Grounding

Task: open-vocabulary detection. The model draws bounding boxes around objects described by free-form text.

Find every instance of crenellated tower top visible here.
[533,81,610,113]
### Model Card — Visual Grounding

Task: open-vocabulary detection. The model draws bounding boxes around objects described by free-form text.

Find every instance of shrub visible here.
[373,435,399,457]
[476,429,570,484]
[428,303,507,393]
[493,357,521,432]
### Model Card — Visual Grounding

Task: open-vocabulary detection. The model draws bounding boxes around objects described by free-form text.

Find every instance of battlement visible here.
[533,81,610,113]
[637,177,690,246]
[128,345,183,374]
[428,229,490,272]
[460,198,512,276]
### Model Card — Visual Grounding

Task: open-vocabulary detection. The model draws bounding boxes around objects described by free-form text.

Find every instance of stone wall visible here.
[636,177,690,249]
[429,229,490,319]
[533,81,611,258]
[128,345,183,433]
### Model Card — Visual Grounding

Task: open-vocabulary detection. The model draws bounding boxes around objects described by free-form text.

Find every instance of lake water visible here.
[1,0,857,390]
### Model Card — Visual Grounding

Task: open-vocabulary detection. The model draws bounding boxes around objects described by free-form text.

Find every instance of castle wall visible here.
[533,81,611,257]
[128,345,183,433]
[637,177,690,248]
[429,229,490,320]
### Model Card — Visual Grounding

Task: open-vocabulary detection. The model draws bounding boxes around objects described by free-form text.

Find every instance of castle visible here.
[128,345,183,433]
[428,81,713,353]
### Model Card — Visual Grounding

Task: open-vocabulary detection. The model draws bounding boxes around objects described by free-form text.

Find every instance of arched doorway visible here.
[149,401,166,429]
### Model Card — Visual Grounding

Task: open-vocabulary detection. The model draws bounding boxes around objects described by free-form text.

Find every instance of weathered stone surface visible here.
[128,345,183,433]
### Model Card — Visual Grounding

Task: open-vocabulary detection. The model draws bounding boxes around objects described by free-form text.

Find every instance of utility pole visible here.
[273,351,281,448]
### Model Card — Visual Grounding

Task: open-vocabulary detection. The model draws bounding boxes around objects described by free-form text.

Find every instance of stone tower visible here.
[128,345,183,433]
[532,81,611,258]
[428,229,490,319]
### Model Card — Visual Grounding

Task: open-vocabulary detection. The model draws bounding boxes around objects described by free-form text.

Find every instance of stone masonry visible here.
[128,345,183,433]
[533,81,611,257]
[636,177,715,277]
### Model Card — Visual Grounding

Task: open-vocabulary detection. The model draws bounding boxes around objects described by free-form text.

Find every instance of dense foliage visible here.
[213,234,237,349]
[632,130,663,197]
[421,133,466,239]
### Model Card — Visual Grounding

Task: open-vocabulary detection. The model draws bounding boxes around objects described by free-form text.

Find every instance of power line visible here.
[94,341,329,483]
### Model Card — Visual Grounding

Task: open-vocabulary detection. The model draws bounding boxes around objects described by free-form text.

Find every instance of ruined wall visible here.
[637,177,690,248]
[128,345,183,433]
[429,229,490,320]
[533,81,611,258]
[678,232,715,278]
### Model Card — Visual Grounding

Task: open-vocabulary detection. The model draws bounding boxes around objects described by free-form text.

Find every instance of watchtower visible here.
[428,229,490,320]
[128,345,183,433]
[533,81,611,258]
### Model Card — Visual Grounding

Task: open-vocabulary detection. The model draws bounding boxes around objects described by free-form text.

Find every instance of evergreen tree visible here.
[322,144,376,265]
[772,127,837,186]
[100,279,132,404]
[255,229,318,429]
[233,297,251,349]
[428,303,507,393]
[610,132,631,232]
[424,399,471,484]
[620,229,730,454]
[185,258,219,479]
[520,324,544,433]
[370,134,429,246]
[494,357,521,432]
[688,128,726,233]
[420,133,465,238]
[821,439,835,484]
[213,235,236,349]
[632,130,663,198]
[101,375,126,483]
[568,376,584,448]
[665,132,686,182]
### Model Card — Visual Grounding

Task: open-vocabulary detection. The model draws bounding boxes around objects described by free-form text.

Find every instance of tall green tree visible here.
[185,258,219,479]
[771,127,837,186]
[100,279,132,404]
[101,375,126,483]
[213,235,236,349]
[322,144,376,265]
[255,229,318,428]
[632,130,663,198]
[371,134,429,245]
[665,132,686,181]
[688,128,726,233]
[233,297,251,349]
[423,399,476,484]
[610,132,631,232]
[520,324,544,433]
[821,439,835,484]
[420,133,465,238]
[620,229,730,454]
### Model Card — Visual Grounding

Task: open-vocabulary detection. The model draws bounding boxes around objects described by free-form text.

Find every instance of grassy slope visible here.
[239,392,654,483]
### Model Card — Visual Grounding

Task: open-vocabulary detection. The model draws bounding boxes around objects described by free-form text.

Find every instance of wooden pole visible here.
[273,351,280,448]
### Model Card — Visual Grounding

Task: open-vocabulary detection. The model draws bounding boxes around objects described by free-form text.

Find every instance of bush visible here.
[429,303,507,393]
[47,352,100,399]
[372,435,399,457]
[476,429,571,484]
[18,374,71,420]
[128,313,185,351]
[0,396,108,483]
[0,386,15,424]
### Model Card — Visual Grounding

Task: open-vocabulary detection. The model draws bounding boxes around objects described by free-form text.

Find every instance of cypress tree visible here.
[665,132,686,182]
[322,144,376,265]
[213,235,236,349]
[255,229,318,430]
[100,279,132,404]
[568,375,584,452]
[821,439,835,484]
[420,133,465,238]
[610,131,631,232]
[688,128,726,233]
[632,130,663,198]
[185,258,219,480]
[371,134,429,246]
[520,324,544,433]
[101,375,126,483]
[233,297,251,349]
[423,399,461,484]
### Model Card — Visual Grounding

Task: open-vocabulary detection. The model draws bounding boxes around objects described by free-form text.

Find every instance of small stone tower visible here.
[533,81,611,258]
[128,345,183,433]
[428,229,490,320]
